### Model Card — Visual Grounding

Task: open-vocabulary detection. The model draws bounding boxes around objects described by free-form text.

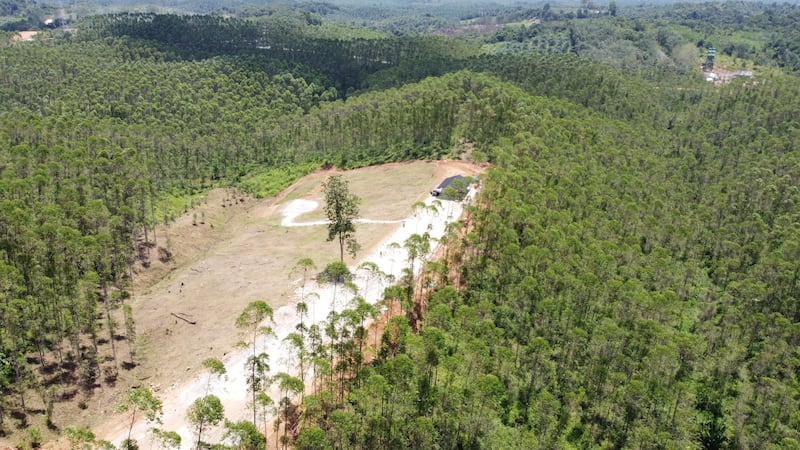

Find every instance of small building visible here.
[431,175,476,200]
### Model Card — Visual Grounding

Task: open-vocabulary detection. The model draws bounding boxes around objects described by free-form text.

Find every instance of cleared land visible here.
[33,160,481,449]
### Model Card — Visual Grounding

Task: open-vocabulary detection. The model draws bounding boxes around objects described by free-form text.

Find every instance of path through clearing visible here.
[281,199,406,227]
[94,161,482,449]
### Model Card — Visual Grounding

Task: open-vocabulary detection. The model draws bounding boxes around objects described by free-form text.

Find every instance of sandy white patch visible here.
[281,199,406,227]
[280,199,321,226]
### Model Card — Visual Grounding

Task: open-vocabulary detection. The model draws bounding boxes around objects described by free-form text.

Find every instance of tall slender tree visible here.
[291,258,317,304]
[273,372,304,449]
[236,301,275,424]
[322,175,361,262]
[113,387,163,448]
[319,261,352,313]
[186,395,224,449]
[201,358,226,394]
[236,301,275,353]
[123,304,136,366]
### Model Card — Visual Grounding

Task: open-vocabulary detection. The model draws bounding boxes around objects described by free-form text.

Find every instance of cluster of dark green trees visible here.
[1,2,799,448]
[0,0,56,31]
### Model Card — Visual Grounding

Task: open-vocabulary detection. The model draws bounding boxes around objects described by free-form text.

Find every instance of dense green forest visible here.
[1,0,800,448]
[315,78,800,448]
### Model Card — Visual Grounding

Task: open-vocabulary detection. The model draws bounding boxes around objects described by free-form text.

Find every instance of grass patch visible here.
[307,22,390,40]
[239,163,321,198]
[154,190,209,225]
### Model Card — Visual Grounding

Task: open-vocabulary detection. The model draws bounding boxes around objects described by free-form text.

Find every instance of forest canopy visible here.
[1,1,800,449]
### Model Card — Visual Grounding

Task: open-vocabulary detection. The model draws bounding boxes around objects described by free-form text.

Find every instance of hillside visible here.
[1,3,800,449]
[86,160,480,450]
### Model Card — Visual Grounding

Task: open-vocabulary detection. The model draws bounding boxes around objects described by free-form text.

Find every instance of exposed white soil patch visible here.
[281,199,406,227]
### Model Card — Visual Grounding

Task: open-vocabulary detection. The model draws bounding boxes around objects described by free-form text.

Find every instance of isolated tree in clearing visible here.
[319,261,352,313]
[201,357,226,394]
[186,394,224,449]
[113,387,163,448]
[291,257,317,306]
[322,175,361,261]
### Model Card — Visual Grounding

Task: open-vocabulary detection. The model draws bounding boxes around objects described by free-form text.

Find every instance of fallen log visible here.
[171,312,196,325]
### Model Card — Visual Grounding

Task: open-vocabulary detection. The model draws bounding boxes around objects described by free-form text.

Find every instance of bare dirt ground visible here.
[702,65,755,86]
[10,31,38,41]
[28,160,482,450]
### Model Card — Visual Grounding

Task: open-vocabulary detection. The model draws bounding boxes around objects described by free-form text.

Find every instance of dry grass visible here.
[3,160,483,450]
